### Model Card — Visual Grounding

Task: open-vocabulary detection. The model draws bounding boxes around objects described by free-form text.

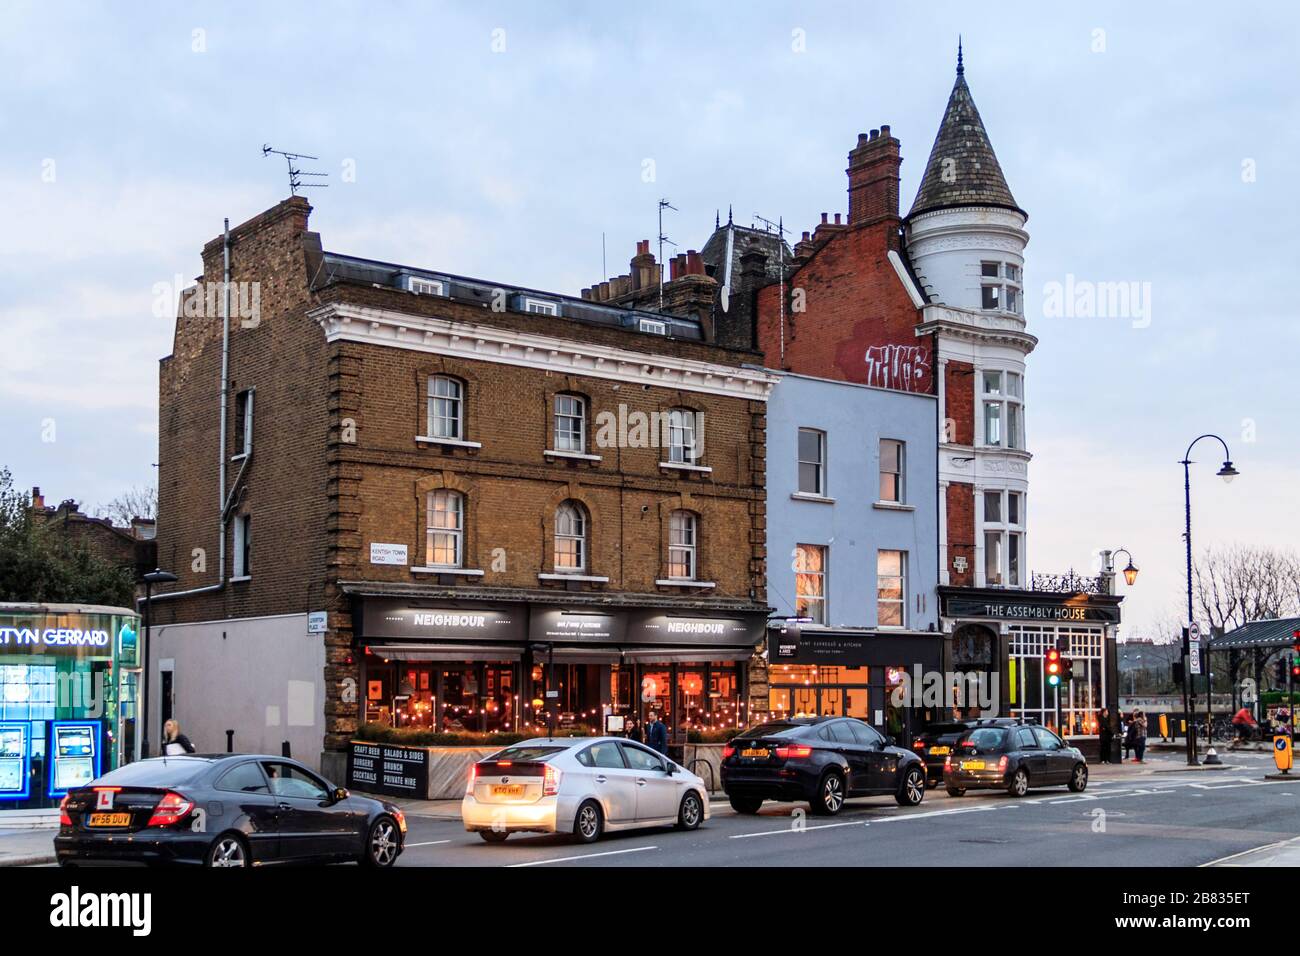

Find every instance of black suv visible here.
[943,722,1088,797]
[721,716,927,815]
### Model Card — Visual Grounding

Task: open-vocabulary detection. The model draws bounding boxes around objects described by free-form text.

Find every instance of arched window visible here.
[426,490,463,567]
[668,510,697,580]
[554,394,586,453]
[554,501,587,572]
[427,376,464,440]
[666,408,699,465]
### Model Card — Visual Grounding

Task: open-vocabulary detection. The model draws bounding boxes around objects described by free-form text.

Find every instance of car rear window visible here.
[737,722,805,739]
[489,746,567,762]
[91,757,212,788]
[923,723,969,737]
[962,728,1008,749]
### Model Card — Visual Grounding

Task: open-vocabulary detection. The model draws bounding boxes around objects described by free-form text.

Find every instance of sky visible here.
[1,1,1296,641]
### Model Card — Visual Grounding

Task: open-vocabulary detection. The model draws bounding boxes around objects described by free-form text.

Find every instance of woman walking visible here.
[1097,707,1113,764]
[162,719,196,756]
[1130,709,1148,763]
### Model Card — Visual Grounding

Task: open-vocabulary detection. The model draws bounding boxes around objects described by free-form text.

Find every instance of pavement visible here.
[8,749,1295,868]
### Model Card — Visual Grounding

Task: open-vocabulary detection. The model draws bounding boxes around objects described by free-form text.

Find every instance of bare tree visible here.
[1193,544,1300,635]
[95,484,157,527]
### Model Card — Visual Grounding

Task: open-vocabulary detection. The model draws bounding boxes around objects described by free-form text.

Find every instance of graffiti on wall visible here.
[863,344,930,392]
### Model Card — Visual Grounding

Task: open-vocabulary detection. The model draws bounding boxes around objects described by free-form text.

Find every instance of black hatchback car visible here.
[55,754,406,867]
[911,717,1027,787]
[943,723,1088,798]
[720,717,927,815]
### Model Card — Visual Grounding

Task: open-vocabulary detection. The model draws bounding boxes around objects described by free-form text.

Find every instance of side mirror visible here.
[664,762,676,775]
[333,787,349,803]
[886,736,897,748]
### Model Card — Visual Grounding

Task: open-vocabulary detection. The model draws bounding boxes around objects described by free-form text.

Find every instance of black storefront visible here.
[350,592,767,740]
[938,586,1123,751]
[766,622,945,744]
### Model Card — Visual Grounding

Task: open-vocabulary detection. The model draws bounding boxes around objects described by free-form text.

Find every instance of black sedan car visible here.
[55,754,406,867]
[943,723,1088,797]
[721,717,926,815]
[911,717,1027,787]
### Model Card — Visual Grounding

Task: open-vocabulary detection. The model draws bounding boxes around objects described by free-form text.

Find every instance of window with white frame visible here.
[426,490,463,567]
[666,408,699,465]
[667,510,697,580]
[554,394,585,453]
[879,439,904,503]
[233,514,251,578]
[983,488,1025,587]
[234,388,254,458]
[523,298,559,316]
[795,544,827,624]
[980,261,1023,315]
[877,550,906,627]
[1008,625,1104,735]
[797,428,826,496]
[427,376,464,440]
[554,501,587,572]
[981,370,1024,449]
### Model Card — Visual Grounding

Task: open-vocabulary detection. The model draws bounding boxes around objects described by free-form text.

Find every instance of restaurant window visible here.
[769,663,870,721]
[795,544,827,624]
[233,514,251,578]
[667,510,697,580]
[426,490,463,567]
[666,408,699,465]
[877,550,905,628]
[1008,626,1104,736]
[797,428,826,496]
[554,500,587,572]
[554,394,585,453]
[426,375,464,440]
[879,439,904,503]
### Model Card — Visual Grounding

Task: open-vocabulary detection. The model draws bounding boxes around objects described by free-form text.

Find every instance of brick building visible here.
[152,198,776,771]
[29,487,155,577]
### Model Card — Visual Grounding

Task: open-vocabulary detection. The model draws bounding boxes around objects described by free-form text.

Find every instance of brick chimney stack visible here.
[630,240,658,291]
[847,126,902,227]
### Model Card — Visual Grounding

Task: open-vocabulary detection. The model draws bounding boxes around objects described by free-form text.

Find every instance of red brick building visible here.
[152,198,777,772]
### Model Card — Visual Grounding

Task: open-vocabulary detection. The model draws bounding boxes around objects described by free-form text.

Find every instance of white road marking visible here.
[506,845,659,867]
[405,840,452,847]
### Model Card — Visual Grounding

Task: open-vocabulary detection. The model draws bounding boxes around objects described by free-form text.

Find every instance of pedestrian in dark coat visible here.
[645,710,669,755]
[625,718,644,744]
[1097,707,1113,763]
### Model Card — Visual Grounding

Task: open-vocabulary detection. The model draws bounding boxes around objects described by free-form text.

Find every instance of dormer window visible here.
[522,297,559,316]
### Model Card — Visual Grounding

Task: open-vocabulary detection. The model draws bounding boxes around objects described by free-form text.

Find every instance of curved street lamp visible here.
[1106,547,1140,588]
[1180,434,1238,765]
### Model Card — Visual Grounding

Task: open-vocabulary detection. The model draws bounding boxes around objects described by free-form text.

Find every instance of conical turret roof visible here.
[907,48,1024,220]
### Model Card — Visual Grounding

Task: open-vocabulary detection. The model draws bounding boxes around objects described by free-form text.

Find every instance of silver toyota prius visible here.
[461,736,709,844]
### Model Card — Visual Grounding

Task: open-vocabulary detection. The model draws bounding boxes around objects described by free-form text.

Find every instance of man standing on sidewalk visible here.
[645,710,669,755]
[1098,707,1113,763]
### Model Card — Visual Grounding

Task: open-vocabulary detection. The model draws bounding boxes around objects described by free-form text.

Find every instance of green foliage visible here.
[0,467,135,607]
[355,721,595,747]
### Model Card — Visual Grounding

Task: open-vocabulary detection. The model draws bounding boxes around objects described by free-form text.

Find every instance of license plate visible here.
[930,746,950,755]
[961,760,985,771]
[491,784,525,798]
[88,812,132,828]
[740,748,770,758]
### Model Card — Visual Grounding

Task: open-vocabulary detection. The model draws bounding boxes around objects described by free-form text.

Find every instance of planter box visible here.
[347,741,498,800]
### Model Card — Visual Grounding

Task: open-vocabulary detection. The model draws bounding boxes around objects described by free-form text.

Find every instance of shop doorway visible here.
[951,624,998,719]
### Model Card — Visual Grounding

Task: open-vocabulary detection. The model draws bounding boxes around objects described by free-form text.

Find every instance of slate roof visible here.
[907,57,1024,220]
[1209,617,1300,650]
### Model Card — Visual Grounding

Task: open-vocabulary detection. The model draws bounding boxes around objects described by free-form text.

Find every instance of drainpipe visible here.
[146,217,231,606]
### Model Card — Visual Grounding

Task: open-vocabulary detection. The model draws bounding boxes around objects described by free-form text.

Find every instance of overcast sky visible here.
[1,1,1296,639]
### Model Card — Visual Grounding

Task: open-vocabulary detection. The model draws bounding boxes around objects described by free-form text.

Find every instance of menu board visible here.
[0,724,28,800]
[49,722,99,796]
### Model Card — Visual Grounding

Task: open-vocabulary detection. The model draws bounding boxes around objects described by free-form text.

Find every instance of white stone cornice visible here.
[916,304,1038,354]
[310,302,778,401]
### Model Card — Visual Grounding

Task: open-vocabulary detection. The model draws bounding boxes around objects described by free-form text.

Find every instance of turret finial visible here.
[957,36,964,76]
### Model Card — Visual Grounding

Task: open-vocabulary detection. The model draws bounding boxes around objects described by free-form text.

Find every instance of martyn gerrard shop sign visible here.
[0,625,112,655]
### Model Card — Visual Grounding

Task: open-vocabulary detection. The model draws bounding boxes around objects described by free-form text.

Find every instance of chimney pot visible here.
[880,124,890,136]
[870,128,879,140]
[821,212,828,224]
[834,213,841,225]
[857,133,868,146]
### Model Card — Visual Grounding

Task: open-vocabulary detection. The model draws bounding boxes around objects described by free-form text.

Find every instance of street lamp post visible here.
[1180,435,1238,766]
[139,568,178,760]
[1102,548,1138,764]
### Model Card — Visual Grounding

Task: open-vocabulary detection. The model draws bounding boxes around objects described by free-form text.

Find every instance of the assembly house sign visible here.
[944,596,1120,625]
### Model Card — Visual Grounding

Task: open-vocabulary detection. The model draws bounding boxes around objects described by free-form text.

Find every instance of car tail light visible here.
[775,745,813,760]
[393,808,408,834]
[722,745,735,759]
[146,791,194,828]
[944,755,952,769]
[912,740,926,749]
[466,764,478,794]
[543,764,562,796]
[998,756,1009,773]
[59,795,72,827]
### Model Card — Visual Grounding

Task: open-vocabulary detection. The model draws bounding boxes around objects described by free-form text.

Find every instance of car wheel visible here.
[361,816,401,867]
[1008,768,1030,797]
[1068,763,1089,792]
[896,766,925,807]
[479,830,510,843]
[811,770,846,816]
[728,795,763,814]
[205,833,250,868]
[677,791,704,830]
[573,800,603,844]
[945,786,966,797]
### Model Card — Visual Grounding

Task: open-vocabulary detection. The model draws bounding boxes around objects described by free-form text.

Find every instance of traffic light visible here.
[1046,648,1062,687]
[1293,631,1300,679]
[1276,659,1290,685]
[1060,656,1074,682]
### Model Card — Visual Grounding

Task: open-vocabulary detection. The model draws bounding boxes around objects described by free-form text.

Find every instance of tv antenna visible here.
[262,145,329,195]
[657,198,678,312]
[754,213,788,363]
